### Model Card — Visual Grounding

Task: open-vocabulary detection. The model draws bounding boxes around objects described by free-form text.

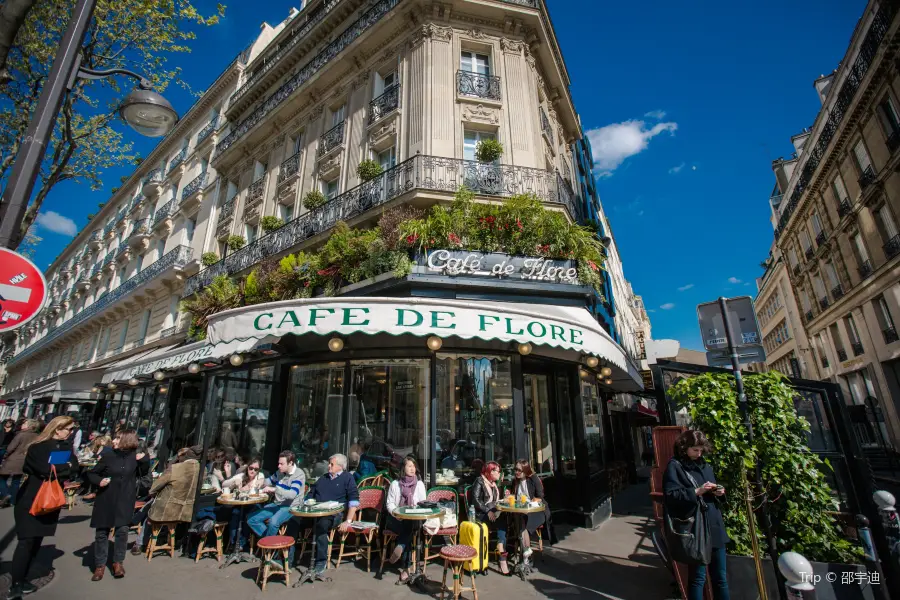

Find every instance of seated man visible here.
[248,450,305,539]
[296,453,359,580]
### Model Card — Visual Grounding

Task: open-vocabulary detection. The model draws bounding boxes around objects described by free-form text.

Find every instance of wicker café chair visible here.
[334,486,385,571]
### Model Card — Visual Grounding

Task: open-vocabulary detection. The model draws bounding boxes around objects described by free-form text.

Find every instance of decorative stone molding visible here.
[319,153,342,180]
[277,179,299,206]
[420,23,452,41]
[462,103,499,125]
[368,119,397,150]
[354,69,371,89]
[500,38,524,53]
[466,28,488,40]
[309,105,324,121]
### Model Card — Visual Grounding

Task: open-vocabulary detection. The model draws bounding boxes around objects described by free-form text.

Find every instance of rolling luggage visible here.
[459,519,488,573]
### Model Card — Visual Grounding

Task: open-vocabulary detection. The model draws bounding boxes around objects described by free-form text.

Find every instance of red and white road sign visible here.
[0,248,47,334]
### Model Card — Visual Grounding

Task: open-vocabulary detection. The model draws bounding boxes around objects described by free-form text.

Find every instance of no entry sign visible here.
[0,248,47,333]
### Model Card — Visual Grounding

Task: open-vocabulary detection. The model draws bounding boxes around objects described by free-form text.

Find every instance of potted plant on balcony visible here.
[226,235,246,252]
[303,190,327,211]
[356,159,383,182]
[201,252,219,267]
[475,138,503,163]
[260,216,285,233]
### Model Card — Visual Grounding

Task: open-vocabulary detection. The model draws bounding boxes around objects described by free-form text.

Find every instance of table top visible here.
[393,506,443,521]
[291,504,344,518]
[217,494,268,506]
[79,460,98,467]
[496,501,545,514]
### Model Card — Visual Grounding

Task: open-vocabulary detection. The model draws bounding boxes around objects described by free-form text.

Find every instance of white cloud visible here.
[586,117,678,177]
[660,303,676,310]
[35,211,76,236]
[645,110,667,120]
[691,165,698,171]
[647,309,656,313]
[728,277,741,284]
[677,284,694,292]
[669,162,686,175]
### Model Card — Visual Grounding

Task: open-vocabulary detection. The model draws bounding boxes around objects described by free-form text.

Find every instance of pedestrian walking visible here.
[86,429,149,581]
[0,419,17,461]
[663,429,731,600]
[9,416,79,599]
[0,420,39,508]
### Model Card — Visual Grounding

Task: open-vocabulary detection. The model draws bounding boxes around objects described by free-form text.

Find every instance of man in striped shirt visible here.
[247,450,306,538]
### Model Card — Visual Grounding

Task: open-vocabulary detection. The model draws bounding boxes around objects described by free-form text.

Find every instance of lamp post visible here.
[0,0,178,249]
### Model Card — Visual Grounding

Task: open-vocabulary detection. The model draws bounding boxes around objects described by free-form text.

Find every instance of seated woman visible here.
[472,461,510,575]
[221,456,265,550]
[509,459,550,559]
[384,456,426,584]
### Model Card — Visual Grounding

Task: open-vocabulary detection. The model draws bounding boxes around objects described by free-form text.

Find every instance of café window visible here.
[284,363,346,477]
[581,371,605,473]
[206,364,275,459]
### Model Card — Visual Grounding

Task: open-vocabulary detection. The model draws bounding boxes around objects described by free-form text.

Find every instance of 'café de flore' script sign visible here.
[422,250,579,285]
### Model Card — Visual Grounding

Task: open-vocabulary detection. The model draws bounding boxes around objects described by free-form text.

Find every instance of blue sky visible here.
[27,0,867,351]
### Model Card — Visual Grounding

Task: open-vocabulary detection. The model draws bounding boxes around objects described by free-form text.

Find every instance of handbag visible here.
[663,461,712,566]
[29,465,66,517]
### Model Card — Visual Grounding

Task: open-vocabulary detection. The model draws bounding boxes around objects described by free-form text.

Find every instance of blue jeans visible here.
[0,475,22,505]
[247,504,294,538]
[689,546,730,600]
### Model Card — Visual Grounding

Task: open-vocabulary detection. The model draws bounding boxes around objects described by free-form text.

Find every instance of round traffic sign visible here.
[0,248,48,334]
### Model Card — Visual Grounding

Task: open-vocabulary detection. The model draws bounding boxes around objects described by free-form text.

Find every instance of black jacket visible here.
[14,438,78,539]
[471,476,499,520]
[87,449,150,529]
[662,457,729,549]
[510,474,552,524]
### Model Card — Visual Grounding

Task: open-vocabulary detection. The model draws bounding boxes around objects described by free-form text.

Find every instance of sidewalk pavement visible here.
[0,482,676,600]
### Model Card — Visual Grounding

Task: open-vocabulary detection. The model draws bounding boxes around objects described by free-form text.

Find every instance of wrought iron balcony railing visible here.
[805,247,814,260]
[278,152,302,185]
[887,129,900,153]
[247,178,265,207]
[851,342,865,356]
[197,117,220,144]
[142,168,163,189]
[103,221,115,237]
[884,234,900,259]
[859,259,873,279]
[773,3,894,241]
[102,253,114,267]
[831,284,844,300]
[129,219,149,238]
[838,198,852,218]
[184,154,584,297]
[116,241,129,256]
[116,208,127,224]
[369,83,400,124]
[88,231,100,244]
[228,0,341,106]
[837,349,848,362]
[216,0,400,157]
[884,326,899,344]
[168,148,187,174]
[792,264,801,277]
[499,0,537,5]
[152,199,177,227]
[318,121,345,156]
[815,231,826,246]
[218,198,236,224]
[821,355,829,369]
[819,297,829,311]
[859,165,877,189]
[457,70,502,100]
[6,246,193,367]
[540,107,551,138]
[181,173,207,201]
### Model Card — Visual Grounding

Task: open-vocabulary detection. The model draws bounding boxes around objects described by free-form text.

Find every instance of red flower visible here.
[406,233,419,244]
[516,219,523,231]
[486,216,496,224]
[317,266,339,277]
[588,260,599,272]
[448,233,461,244]
[304,281,311,287]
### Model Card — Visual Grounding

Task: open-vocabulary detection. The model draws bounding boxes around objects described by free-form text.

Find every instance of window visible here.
[825,262,840,290]
[200,158,209,174]
[375,146,396,170]
[788,248,799,268]
[118,267,127,287]
[463,129,496,162]
[800,231,812,253]
[853,139,873,173]
[461,51,490,76]
[118,319,129,351]
[875,205,899,242]
[156,239,166,261]
[166,294,180,330]
[186,218,196,246]
[877,95,900,135]
[812,274,826,299]
[291,134,303,155]
[874,296,897,334]
[375,70,397,95]
[331,104,345,127]
[811,212,823,235]
[218,241,227,258]
[279,203,294,223]
[323,179,339,200]
[852,233,870,267]
[245,224,258,243]
[845,313,862,347]
[225,180,238,203]
[253,161,267,183]
[135,253,144,273]
[832,174,848,202]
[138,309,151,343]
[830,323,846,355]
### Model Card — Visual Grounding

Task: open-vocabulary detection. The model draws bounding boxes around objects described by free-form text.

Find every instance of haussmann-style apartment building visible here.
[1,0,652,528]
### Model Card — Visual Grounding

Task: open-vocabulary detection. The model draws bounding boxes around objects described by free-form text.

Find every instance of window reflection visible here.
[206,365,274,460]
[285,364,346,478]
[555,374,577,477]
[581,372,605,473]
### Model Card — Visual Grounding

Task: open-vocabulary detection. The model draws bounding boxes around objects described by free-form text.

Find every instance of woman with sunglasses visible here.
[222,456,265,551]
[509,459,552,558]
[471,461,511,575]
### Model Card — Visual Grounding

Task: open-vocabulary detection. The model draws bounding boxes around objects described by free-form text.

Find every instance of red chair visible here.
[334,486,384,572]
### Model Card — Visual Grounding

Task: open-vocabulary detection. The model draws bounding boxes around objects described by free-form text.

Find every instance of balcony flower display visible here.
[201,252,220,266]
[303,189,327,210]
[356,159,383,182]
[475,138,503,163]
[227,235,246,252]
[260,216,285,233]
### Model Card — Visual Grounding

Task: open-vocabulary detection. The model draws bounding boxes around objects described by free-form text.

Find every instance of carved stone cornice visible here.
[461,103,499,125]
[500,37,525,54]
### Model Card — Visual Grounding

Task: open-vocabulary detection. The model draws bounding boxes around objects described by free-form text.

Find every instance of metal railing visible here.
[184,154,584,296]
[246,178,265,207]
[838,198,852,217]
[837,349,848,362]
[152,199,176,227]
[773,2,894,240]
[318,121,345,156]
[457,70,502,100]
[540,107,551,138]
[819,297,829,311]
[858,165,876,188]
[815,231,826,246]
[217,0,400,157]
[168,148,187,173]
[103,222,115,237]
[805,247,814,260]
[116,241,129,257]
[129,219,149,238]
[369,83,400,124]
[143,168,163,189]
[88,231,100,244]
[197,117,220,144]
[499,0,537,5]
[181,172,207,201]
[851,341,865,356]
[831,284,844,300]
[218,198,236,224]
[6,246,193,366]
[228,0,342,106]
[278,152,302,185]
[884,326,899,344]
[884,234,900,259]
[859,259,873,279]
[887,130,900,153]
[792,263,801,276]
[821,355,829,369]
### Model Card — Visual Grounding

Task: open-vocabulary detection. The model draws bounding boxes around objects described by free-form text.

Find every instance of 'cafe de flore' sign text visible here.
[421,250,579,285]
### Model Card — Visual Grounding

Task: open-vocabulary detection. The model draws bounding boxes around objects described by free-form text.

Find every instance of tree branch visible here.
[0,0,37,85]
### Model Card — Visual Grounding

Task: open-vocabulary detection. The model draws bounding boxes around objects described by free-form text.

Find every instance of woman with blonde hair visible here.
[10,416,79,599]
[0,419,40,508]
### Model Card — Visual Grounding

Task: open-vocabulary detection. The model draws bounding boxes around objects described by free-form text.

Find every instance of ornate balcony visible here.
[831,284,844,300]
[837,349,848,362]
[369,84,400,125]
[278,152,302,187]
[180,172,208,213]
[858,165,876,189]
[217,198,236,238]
[815,231,826,246]
[838,198,852,218]
[185,154,584,297]
[540,107,551,139]
[884,234,900,260]
[103,221,116,239]
[76,274,90,292]
[859,259,873,279]
[884,326,899,344]
[820,355,829,369]
[128,219,150,248]
[277,152,302,205]
[5,246,193,367]
[168,148,187,174]
[792,264,801,277]
[805,247,814,260]
[851,342,865,356]
[152,199,177,230]
[499,0,537,5]
[819,297,829,311]
[90,263,103,282]
[228,0,341,107]
[115,241,131,263]
[88,231,101,250]
[457,70,502,101]
[197,117,219,145]
[216,0,400,158]
[128,194,144,215]
[318,121,345,157]
[887,130,900,153]
[142,168,163,195]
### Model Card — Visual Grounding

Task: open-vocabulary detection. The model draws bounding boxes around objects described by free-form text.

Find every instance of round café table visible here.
[391,506,443,588]
[217,494,268,569]
[496,500,545,580]
[290,503,344,586]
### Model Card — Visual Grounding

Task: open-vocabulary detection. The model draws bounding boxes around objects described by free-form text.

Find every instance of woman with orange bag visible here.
[10,416,78,599]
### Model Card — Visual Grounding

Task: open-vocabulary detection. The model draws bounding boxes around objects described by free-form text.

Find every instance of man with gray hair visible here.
[300,453,359,580]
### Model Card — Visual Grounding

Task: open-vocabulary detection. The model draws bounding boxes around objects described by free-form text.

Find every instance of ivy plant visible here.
[669,371,861,563]
[260,215,285,232]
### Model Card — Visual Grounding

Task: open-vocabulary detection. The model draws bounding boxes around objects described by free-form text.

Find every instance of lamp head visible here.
[119,86,178,138]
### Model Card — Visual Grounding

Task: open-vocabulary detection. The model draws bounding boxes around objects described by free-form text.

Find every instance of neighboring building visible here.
[1,0,646,527]
[768,0,900,446]
[674,348,708,366]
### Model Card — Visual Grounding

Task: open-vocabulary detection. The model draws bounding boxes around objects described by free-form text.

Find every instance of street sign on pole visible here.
[0,248,47,333]
[698,296,766,368]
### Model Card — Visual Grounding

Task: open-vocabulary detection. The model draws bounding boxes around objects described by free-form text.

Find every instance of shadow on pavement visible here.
[58,515,90,525]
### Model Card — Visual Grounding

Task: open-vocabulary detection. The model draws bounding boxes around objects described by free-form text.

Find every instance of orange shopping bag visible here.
[29,465,66,516]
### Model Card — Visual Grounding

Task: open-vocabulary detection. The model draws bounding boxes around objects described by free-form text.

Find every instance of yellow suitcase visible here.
[459,520,488,573]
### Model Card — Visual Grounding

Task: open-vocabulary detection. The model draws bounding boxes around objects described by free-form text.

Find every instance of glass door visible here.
[524,374,553,474]
[283,363,346,479]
